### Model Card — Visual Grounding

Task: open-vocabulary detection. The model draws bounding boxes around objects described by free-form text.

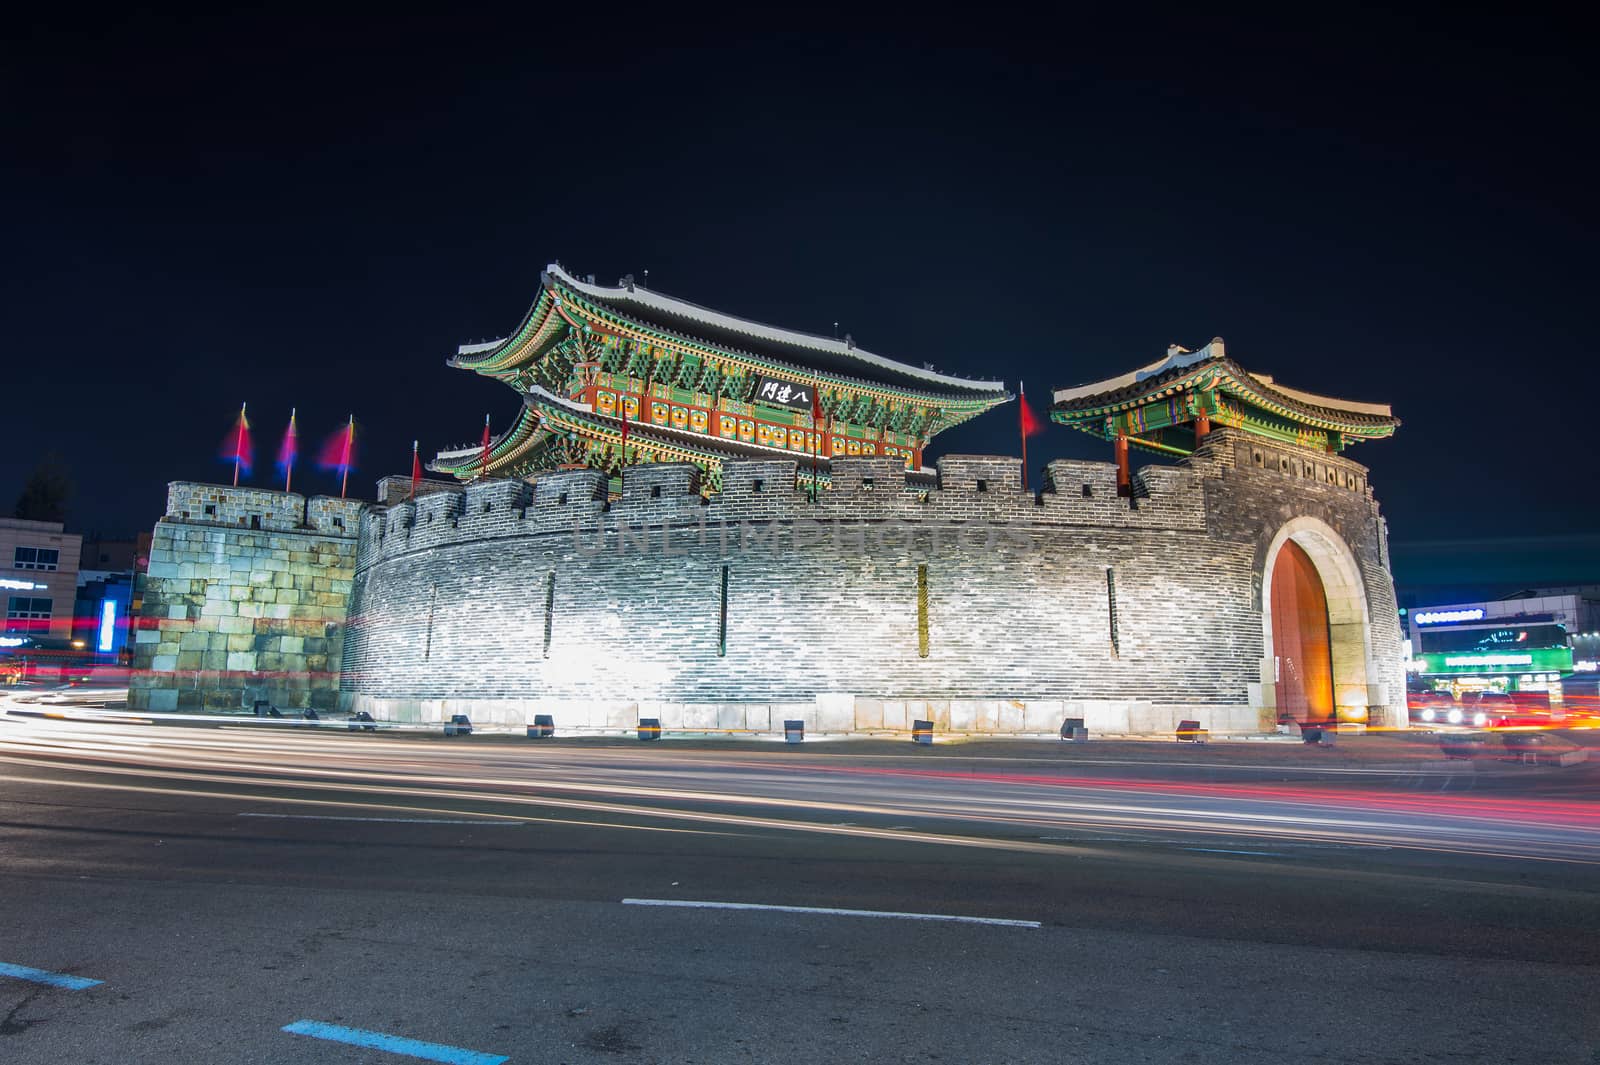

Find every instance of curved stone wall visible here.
[341,430,1406,736]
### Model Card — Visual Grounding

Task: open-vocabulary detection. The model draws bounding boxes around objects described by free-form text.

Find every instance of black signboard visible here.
[752,375,815,412]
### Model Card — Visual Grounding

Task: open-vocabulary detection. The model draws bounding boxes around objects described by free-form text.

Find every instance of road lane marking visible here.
[1181,847,1282,856]
[281,1020,508,1064]
[0,961,102,990]
[622,898,1040,928]
[239,813,525,825]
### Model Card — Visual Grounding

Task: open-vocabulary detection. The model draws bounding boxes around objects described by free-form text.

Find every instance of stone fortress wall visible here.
[336,427,1405,736]
[128,484,366,712]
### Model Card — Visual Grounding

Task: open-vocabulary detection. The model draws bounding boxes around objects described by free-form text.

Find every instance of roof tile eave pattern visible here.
[1051,358,1399,433]
[546,263,1007,401]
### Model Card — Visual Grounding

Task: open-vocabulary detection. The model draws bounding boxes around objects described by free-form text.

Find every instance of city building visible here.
[130,269,1406,735]
[1403,589,1600,699]
[0,517,83,641]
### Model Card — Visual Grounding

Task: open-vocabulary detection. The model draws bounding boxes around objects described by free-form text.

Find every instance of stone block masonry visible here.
[129,483,364,712]
[131,431,1406,737]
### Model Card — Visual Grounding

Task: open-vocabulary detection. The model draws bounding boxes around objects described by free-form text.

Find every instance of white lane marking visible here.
[1182,847,1282,856]
[622,897,1040,928]
[239,813,524,825]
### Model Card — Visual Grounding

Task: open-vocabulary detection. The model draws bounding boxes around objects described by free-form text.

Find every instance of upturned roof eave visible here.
[1052,355,1398,433]
[544,263,1008,399]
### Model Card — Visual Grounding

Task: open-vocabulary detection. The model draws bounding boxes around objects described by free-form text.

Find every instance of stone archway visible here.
[1261,516,1373,726]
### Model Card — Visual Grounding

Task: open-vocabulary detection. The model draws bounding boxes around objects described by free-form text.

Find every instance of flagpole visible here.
[479,413,491,481]
[234,402,247,486]
[1019,382,1029,493]
[410,440,420,501]
[340,414,353,499]
[284,408,296,494]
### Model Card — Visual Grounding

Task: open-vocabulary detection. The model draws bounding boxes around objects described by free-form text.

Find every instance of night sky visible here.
[6,12,1593,560]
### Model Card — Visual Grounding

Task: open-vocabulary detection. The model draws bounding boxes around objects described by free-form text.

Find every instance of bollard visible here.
[912,719,934,745]
[638,717,662,741]
[784,719,805,744]
[444,714,473,737]
[528,714,555,739]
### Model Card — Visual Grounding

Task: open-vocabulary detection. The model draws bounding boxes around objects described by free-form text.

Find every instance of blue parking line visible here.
[0,961,103,990]
[282,1020,508,1064]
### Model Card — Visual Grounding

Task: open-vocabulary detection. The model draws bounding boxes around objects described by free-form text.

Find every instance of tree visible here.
[14,453,73,524]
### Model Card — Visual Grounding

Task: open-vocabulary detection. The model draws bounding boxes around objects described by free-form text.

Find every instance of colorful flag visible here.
[317,415,357,498]
[619,399,629,456]
[221,403,253,485]
[479,414,492,481]
[277,408,299,492]
[410,440,421,500]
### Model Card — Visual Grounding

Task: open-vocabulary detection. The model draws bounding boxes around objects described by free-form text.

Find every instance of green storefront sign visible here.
[1414,646,1574,675]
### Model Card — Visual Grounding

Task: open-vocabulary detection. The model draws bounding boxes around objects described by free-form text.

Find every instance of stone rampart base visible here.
[338,692,1260,736]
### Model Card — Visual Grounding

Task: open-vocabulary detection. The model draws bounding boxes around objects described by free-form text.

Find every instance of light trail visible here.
[1,716,1597,867]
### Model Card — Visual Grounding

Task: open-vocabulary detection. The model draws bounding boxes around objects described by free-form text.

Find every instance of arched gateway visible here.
[1262,516,1373,726]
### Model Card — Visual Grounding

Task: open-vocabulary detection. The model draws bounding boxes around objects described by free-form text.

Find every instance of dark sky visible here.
[5,11,1593,548]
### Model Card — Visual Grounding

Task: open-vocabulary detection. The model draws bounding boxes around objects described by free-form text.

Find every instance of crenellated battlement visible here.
[352,454,1223,568]
[164,482,364,538]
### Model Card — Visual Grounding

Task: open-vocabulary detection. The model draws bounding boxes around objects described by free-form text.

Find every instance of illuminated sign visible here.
[1444,653,1531,668]
[1414,608,1486,625]
[0,578,44,591]
[97,599,117,653]
[1417,646,1572,674]
[0,636,25,647]
[1576,660,1598,672]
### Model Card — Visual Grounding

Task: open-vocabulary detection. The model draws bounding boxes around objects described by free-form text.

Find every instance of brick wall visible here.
[338,440,1402,734]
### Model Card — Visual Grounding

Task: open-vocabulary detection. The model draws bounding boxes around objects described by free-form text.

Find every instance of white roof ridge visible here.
[546,263,1006,393]
[1051,341,1222,405]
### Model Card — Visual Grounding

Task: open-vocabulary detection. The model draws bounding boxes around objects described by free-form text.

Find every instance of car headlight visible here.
[1421,708,1435,721]
[1473,712,1487,727]
[1447,708,1464,724]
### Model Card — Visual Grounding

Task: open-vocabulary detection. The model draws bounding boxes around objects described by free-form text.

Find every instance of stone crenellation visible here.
[355,453,1212,572]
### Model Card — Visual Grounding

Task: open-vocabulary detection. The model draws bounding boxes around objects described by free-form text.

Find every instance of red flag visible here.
[479,413,492,480]
[810,384,824,496]
[1018,382,1043,493]
[1019,384,1043,437]
[410,440,421,500]
[220,403,252,484]
[619,398,629,454]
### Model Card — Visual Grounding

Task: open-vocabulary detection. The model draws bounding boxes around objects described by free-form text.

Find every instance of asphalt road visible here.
[2,707,1597,1063]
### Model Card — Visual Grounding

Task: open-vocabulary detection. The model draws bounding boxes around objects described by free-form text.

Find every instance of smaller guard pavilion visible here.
[1053,339,1403,728]
[1051,338,1399,496]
